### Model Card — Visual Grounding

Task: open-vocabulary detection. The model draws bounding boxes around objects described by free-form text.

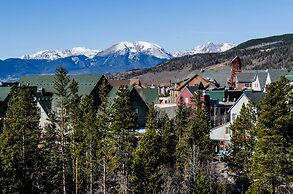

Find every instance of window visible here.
[232,113,237,121]
[245,83,252,88]
[225,127,230,134]
[184,97,189,104]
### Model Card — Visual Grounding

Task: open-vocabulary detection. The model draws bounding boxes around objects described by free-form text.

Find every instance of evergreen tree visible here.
[41,122,64,193]
[248,76,293,193]
[96,79,111,194]
[159,113,176,168]
[174,97,190,144]
[228,101,256,193]
[108,85,137,194]
[69,79,81,194]
[52,66,72,193]
[0,86,41,193]
[131,104,162,193]
[77,95,98,194]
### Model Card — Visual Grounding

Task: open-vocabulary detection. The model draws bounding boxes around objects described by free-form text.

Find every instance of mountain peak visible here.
[21,47,100,60]
[97,41,173,59]
[173,42,236,57]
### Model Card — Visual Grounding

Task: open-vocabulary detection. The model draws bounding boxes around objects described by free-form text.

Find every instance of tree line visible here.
[0,67,292,193]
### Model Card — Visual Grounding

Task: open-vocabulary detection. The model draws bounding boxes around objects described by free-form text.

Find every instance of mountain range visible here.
[0,41,234,80]
[111,34,293,85]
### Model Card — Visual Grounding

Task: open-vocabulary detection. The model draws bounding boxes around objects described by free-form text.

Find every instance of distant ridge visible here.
[232,33,293,50]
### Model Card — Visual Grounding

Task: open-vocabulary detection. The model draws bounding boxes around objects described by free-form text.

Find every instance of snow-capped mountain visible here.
[173,42,236,57]
[97,41,173,59]
[91,41,173,70]
[21,47,100,60]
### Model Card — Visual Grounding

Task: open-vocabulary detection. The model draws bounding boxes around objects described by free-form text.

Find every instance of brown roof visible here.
[109,78,145,88]
[108,79,131,86]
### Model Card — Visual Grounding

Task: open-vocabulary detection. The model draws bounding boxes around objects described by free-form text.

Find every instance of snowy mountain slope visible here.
[97,41,173,59]
[21,47,100,60]
[173,42,236,57]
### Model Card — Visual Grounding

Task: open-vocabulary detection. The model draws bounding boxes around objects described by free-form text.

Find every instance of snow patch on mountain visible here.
[173,42,236,57]
[21,47,100,60]
[97,41,173,59]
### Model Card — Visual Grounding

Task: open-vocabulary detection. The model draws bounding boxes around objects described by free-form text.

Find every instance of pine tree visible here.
[174,97,190,144]
[0,86,41,193]
[108,85,137,194]
[41,122,64,193]
[96,79,111,194]
[52,66,72,194]
[131,104,162,193]
[248,76,293,193]
[77,95,98,194]
[228,101,256,193]
[69,78,81,194]
[159,113,176,168]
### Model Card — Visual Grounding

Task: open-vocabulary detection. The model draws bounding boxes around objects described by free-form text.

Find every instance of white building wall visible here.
[229,95,249,123]
[37,102,50,128]
[264,73,272,93]
[252,76,261,91]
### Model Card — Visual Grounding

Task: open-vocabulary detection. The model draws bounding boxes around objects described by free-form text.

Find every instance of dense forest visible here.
[0,67,292,193]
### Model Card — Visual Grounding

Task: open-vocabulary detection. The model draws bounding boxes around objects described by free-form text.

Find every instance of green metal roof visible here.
[136,88,159,106]
[108,86,119,105]
[268,69,288,82]
[243,91,265,106]
[0,87,11,101]
[206,90,225,101]
[19,74,103,96]
[186,85,203,95]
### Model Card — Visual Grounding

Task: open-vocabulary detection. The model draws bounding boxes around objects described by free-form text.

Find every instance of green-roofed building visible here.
[19,74,110,128]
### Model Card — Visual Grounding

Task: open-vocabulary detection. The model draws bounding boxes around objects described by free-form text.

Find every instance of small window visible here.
[184,97,189,104]
[135,108,139,114]
[245,83,252,88]
[225,127,230,134]
[232,113,237,121]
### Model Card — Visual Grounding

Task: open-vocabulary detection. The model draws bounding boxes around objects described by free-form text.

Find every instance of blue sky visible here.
[1,0,293,59]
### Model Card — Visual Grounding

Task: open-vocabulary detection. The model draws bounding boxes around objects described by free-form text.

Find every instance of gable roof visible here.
[228,91,264,112]
[0,87,11,102]
[192,70,231,87]
[237,71,257,83]
[243,91,265,106]
[268,69,289,82]
[136,88,159,106]
[256,72,268,90]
